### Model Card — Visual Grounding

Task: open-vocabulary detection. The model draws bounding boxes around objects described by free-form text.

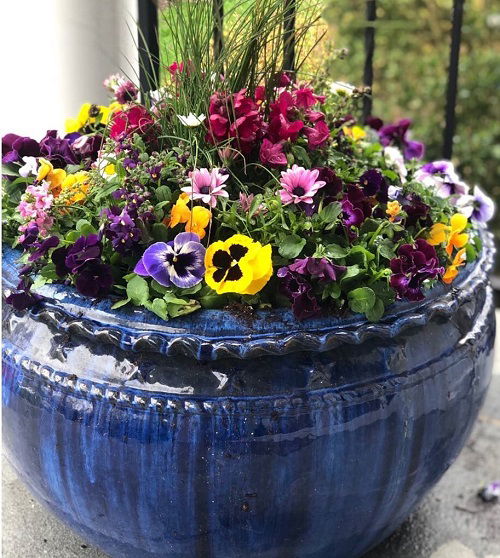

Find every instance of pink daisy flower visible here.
[279,165,326,206]
[182,168,229,208]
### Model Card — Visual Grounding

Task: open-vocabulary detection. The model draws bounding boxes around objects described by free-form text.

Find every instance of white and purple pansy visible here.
[134,232,206,288]
[414,160,469,198]
[456,185,495,223]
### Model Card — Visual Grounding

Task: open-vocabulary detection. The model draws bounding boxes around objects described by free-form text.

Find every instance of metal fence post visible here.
[362,0,377,123]
[443,0,465,159]
[138,0,160,92]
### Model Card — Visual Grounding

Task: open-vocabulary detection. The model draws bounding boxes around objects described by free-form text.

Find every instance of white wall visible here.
[0,0,139,140]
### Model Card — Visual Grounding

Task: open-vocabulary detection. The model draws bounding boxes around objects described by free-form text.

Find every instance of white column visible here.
[0,0,139,139]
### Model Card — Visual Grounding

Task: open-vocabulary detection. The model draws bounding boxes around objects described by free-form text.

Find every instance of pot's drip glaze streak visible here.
[1,231,496,558]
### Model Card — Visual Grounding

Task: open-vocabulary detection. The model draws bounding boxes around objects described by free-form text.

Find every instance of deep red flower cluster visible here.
[267,87,328,151]
[206,89,264,155]
[206,82,331,166]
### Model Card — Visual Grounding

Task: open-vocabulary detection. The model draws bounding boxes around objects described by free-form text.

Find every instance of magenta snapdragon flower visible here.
[182,168,229,208]
[278,165,326,206]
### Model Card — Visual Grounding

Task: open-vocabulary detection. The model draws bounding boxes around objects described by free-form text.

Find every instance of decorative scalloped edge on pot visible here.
[2,282,494,414]
[2,230,495,360]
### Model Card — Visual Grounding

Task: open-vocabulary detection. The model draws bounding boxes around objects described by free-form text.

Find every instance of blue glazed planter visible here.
[2,231,496,558]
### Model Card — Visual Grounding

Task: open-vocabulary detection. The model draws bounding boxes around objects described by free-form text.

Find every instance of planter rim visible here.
[2,228,495,359]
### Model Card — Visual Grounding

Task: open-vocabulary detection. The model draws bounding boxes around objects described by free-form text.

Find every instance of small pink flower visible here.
[279,165,326,206]
[293,87,325,109]
[304,121,331,150]
[239,192,267,216]
[182,168,229,208]
[259,139,287,167]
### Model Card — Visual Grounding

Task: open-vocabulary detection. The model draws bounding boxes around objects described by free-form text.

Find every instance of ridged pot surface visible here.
[2,233,496,558]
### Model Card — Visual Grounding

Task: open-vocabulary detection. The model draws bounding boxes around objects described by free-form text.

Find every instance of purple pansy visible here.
[2,133,40,164]
[288,257,346,282]
[378,119,424,161]
[402,194,430,228]
[39,130,79,168]
[365,115,384,131]
[19,223,39,248]
[65,234,102,272]
[134,232,206,288]
[390,239,444,301]
[74,260,114,298]
[73,134,103,162]
[341,185,372,227]
[5,278,42,311]
[359,169,388,202]
[277,267,321,320]
[52,246,70,277]
[28,236,60,262]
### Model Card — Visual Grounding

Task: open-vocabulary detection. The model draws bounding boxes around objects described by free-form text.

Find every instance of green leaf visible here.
[76,219,97,236]
[167,300,201,318]
[2,163,18,176]
[377,239,396,260]
[365,298,385,322]
[465,243,477,262]
[348,287,376,314]
[382,169,398,181]
[66,164,82,174]
[347,245,375,267]
[152,223,170,242]
[322,282,341,300]
[65,230,80,243]
[178,283,203,296]
[111,298,131,310]
[155,185,172,203]
[163,292,189,305]
[248,194,263,218]
[291,144,312,167]
[360,218,380,234]
[150,298,169,320]
[372,281,396,305]
[278,234,306,259]
[324,244,349,259]
[32,275,50,290]
[150,280,168,295]
[126,275,150,305]
[39,263,58,280]
[319,202,342,224]
[340,265,361,286]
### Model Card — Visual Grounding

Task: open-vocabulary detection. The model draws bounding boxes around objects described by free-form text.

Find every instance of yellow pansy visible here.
[205,234,273,295]
[443,248,467,284]
[36,158,67,196]
[386,200,402,223]
[59,171,90,205]
[342,125,366,141]
[65,102,123,134]
[185,206,211,239]
[428,213,468,257]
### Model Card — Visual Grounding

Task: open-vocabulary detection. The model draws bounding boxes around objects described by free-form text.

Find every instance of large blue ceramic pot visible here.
[2,231,496,558]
